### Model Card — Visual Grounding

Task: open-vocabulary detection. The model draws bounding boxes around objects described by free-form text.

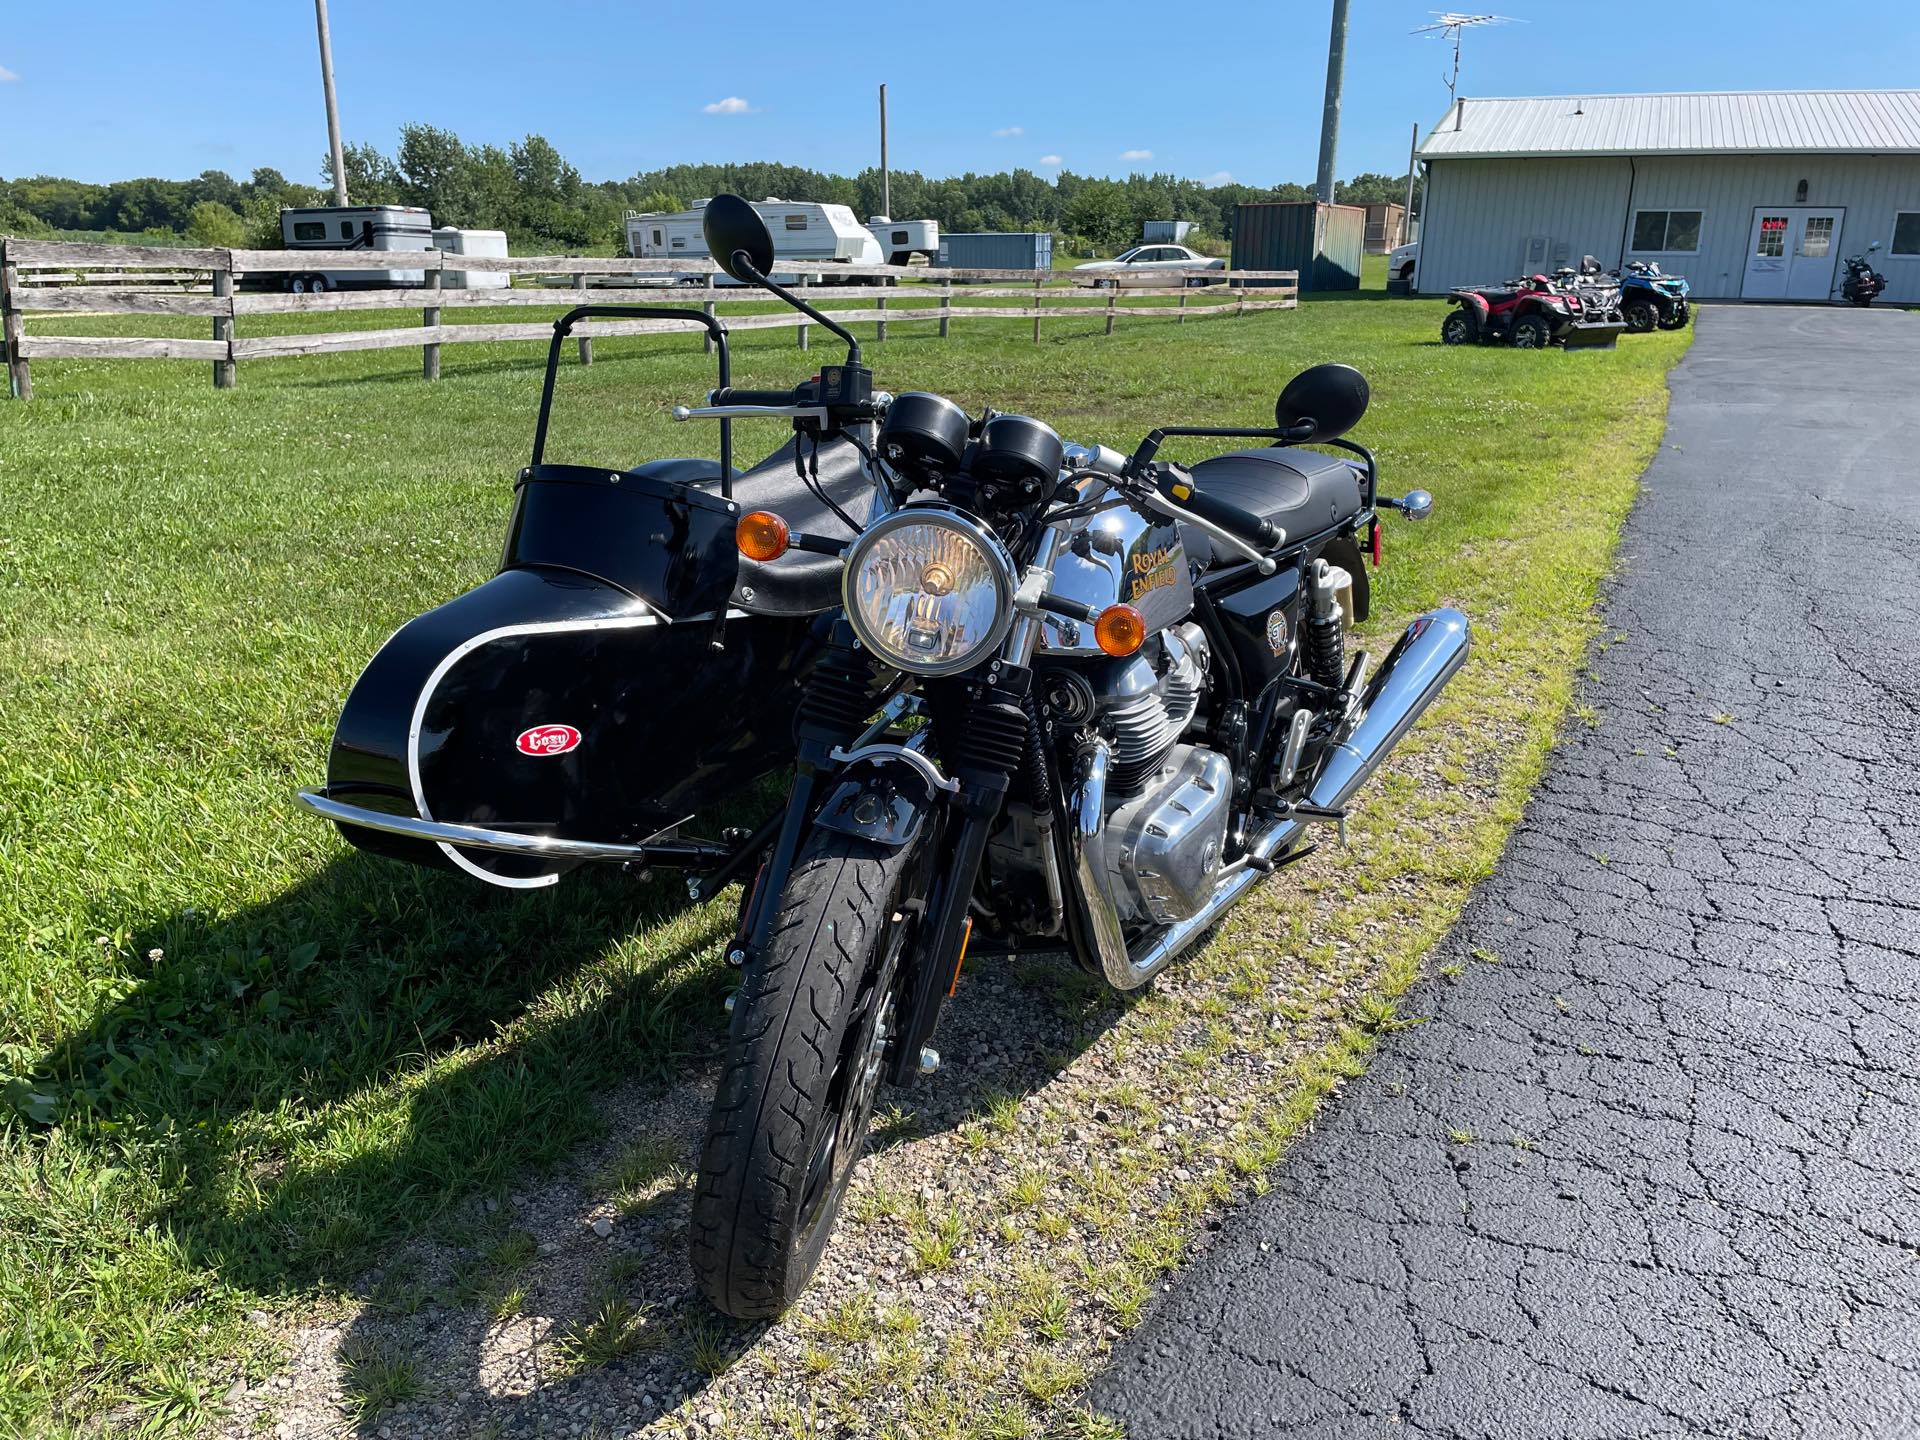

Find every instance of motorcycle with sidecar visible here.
[300,197,1471,1317]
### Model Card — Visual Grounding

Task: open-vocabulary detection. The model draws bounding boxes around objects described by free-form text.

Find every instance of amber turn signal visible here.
[736,510,790,562]
[1094,603,1147,657]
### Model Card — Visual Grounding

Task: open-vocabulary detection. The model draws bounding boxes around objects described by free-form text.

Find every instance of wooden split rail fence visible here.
[0,238,1298,400]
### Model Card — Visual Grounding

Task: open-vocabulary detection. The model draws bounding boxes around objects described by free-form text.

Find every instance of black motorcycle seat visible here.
[1184,448,1364,563]
[710,435,879,616]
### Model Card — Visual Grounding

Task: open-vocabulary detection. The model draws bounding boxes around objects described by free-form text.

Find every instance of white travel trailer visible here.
[867,216,940,265]
[431,227,511,289]
[623,198,884,282]
[278,205,434,292]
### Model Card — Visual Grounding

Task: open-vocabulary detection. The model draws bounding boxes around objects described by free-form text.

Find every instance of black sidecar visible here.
[302,306,877,888]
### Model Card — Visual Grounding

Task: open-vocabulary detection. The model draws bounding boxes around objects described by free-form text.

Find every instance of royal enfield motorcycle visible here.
[298,195,1471,1319]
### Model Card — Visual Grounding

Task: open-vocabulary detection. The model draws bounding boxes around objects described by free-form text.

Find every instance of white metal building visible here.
[1413,91,1920,303]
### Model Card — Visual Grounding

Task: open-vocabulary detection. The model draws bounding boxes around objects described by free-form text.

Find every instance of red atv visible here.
[1441,273,1624,350]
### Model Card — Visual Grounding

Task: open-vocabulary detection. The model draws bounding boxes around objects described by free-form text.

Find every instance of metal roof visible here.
[1418,91,1920,159]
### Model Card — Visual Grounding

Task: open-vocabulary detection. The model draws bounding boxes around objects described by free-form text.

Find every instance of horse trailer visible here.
[278,205,434,292]
[867,216,940,264]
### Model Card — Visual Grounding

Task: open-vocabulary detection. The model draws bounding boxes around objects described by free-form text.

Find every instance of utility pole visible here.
[314,0,348,205]
[1314,0,1350,204]
[879,83,891,219]
[1403,121,1419,240]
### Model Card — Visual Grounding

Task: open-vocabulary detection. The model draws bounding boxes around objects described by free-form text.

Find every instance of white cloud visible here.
[0,65,19,83]
[992,125,1024,138]
[1200,169,1233,185]
[703,96,753,115]
[1039,154,1063,166]
[1120,148,1153,162]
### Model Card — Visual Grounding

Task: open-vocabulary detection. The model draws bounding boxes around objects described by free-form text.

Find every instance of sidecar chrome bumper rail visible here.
[295,788,672,863]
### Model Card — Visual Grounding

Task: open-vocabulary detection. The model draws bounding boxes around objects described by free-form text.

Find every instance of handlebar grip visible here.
[1157,472,1281,550]
[710,386,806,407]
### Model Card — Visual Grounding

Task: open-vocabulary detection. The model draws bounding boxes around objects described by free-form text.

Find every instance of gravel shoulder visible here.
[1091,305,1920,1439]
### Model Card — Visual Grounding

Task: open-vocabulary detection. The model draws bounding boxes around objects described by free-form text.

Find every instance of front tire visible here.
[1657,301,1689,330]
[689,831,913,1318]
[1511,314,1553,349]
[1621,296,1658,333]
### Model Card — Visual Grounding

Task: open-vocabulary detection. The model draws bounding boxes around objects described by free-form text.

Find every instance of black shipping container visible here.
[1230,202,1365,292]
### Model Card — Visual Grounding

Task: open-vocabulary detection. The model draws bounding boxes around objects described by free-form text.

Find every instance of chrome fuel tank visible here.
[1036,506,1194,657]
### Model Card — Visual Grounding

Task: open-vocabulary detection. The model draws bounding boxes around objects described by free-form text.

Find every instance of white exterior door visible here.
[1788,211,1842,300]
[1743,208,1845,300]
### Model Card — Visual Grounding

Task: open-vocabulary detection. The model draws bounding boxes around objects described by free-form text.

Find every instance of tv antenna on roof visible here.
[1414,12,1522,106]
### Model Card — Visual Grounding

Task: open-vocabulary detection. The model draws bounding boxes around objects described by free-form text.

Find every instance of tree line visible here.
[1,125,1415,254]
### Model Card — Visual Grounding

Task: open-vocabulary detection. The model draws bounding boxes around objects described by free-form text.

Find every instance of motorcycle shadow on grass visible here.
[20,838,1131,1431]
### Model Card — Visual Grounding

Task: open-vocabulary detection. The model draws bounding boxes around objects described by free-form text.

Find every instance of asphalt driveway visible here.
[1092,305,1920,1439]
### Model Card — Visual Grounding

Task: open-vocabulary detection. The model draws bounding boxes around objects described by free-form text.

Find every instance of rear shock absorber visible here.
[1303,558,1348,689]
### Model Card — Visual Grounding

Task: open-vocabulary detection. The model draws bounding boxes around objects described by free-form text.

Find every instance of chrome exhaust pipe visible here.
[1310,608,1470,812]
[1062,607,1470,991]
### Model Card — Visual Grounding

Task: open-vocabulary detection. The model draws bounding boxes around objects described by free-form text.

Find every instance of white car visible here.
[1071,243,1225,288]
[1389,240,1419,283]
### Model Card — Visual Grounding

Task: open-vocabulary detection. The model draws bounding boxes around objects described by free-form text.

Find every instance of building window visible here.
[1801,214,1834,258]
[1631,209,1703,254]
[1755,215,1788,258]
[1893,212,1920,256]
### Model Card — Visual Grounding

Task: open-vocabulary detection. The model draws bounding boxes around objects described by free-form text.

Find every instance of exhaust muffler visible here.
[1310,608,1471,812]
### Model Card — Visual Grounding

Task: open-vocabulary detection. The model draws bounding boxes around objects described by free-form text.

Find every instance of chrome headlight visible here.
[842,508,1017,676]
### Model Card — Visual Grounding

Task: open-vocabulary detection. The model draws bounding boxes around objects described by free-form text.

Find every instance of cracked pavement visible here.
[1092,306,1920,1439]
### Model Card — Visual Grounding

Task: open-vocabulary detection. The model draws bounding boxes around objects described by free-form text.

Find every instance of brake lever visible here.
[1116,475,1282,575]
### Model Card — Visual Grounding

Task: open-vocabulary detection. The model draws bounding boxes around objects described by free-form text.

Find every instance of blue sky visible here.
[3,0,1917,187]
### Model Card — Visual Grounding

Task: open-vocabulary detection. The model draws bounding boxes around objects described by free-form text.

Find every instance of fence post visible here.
[212,259,235,389]
[798,273,809,351]
[1032,275,1043,344]
[1105,284,1117,337]
[939,280,952,340]
[421,268,443,381]
[704,298,717,355]
[1178,285,1188,326]
[572,273,592,366]
[876,281,888,343]
[1,248,29,401]
[1237,271,1248,318]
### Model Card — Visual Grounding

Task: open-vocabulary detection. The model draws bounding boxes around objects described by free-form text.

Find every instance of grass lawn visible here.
[0,289,1687,1436]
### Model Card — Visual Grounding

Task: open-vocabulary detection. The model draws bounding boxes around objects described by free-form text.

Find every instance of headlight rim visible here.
[841,504,1019,677]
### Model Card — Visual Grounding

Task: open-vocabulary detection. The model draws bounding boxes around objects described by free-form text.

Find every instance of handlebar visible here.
[1152,469,1282,551]
[711,386,809,408]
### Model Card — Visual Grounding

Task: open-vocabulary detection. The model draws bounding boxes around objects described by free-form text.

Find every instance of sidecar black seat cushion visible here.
[1184,448,1364,563]
[719,435,880,616]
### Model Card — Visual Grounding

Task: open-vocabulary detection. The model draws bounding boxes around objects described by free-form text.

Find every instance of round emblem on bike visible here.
[1265,608,1292,656]
[515,723,582,757]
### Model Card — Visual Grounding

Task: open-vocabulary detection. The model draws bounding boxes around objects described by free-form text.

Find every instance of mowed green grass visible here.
[0,289,1686,1434]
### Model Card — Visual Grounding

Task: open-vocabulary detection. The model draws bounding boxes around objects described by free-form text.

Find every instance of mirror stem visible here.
[737,253,863,367]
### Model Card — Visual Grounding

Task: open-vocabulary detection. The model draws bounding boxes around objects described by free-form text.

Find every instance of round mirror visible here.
[702,195,775,283]
[1275,363,1370,443]
[1401,489,1433,521]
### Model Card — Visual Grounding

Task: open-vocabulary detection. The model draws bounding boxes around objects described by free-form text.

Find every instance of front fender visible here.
[811,745,957,850]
